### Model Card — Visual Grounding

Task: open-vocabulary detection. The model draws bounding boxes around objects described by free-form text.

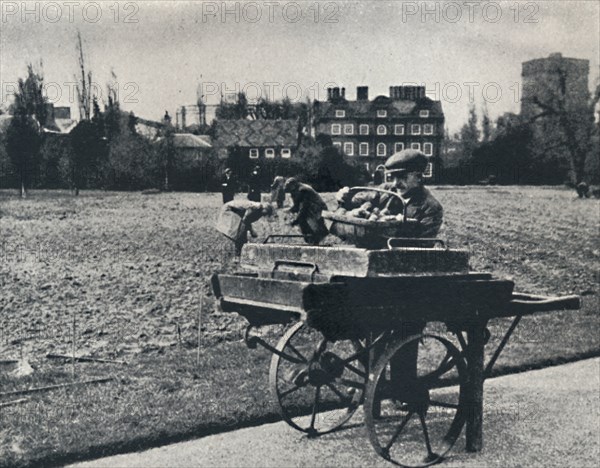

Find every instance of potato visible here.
[372,207,380,216]
[335,207,347,215]
[368,214,379,221]
[360,201,373,211]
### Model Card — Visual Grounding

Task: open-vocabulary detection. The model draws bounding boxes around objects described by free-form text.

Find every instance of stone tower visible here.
[521,52,590,120]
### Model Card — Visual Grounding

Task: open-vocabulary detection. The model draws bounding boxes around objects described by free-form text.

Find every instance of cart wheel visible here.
[269,321,367,435]
[365,334,467,467]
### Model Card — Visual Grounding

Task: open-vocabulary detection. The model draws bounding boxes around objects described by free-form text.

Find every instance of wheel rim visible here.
[269,321,367,435]
[365,334,467,467]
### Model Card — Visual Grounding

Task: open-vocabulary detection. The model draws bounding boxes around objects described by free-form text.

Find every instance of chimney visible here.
[327,88,333,101]
[357,86,369,100]
[341,87,346,99]
[181,106,186,129]
[332,87,340,100]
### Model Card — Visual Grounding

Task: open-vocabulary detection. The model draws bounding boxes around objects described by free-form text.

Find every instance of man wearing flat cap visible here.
[382,149,443,237]
[337,149,443,237]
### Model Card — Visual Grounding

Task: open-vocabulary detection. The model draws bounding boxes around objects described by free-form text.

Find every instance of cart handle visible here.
[263,234,305,244]
[387,237,446,250]
[271,260,319,281]
[508,292,580,313]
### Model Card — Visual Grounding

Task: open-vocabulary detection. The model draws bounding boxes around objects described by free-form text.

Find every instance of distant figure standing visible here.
[284,178,329,245]
[576,181,590,198]
[247,165,262,202]
[270,175,286,208]
[218,200,275,256]
[220,168,236,204]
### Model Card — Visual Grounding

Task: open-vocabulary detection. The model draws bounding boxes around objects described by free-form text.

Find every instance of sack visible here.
[216,210,244,241]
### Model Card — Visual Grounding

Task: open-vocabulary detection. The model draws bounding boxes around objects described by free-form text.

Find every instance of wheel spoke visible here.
[429,400,459,409]
[275,350,305,365]
[309,385,321,431]
[286,343,308,363]
[419,412,434,457]
[343,361,367,379]
[325,382,355,404]
[385,411,414,451]
[279,384,304,399]
[335,377,365,389]
[423,357,455,384]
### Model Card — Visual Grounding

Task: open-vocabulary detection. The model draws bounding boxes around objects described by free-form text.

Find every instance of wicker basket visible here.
[323,186,422,248]
[324,211,418,248]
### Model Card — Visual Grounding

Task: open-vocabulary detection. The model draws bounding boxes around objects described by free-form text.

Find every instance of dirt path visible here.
[71,358,600,468]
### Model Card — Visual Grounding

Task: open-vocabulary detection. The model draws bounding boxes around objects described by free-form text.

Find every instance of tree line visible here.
[442,79,600,187]
[2,40,598,195]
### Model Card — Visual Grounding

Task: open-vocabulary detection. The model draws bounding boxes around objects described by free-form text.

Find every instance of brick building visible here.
[213,119,299,160]
[313,86,444,178]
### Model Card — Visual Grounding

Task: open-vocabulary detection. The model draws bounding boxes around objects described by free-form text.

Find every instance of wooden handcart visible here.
[211,236,580,467]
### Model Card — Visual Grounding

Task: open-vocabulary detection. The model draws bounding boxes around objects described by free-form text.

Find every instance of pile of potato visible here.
[334,201,403,222]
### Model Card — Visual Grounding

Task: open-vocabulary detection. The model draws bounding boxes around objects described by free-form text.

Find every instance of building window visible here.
[411,142,421,151]
[419,110,430,118]
[344,142,354,156]
[394,142,404,153]
[344,124,354,135]
[377,143,386,157]
[249,148,259,159]
[394,124,405,135]
[359,124,369,135]
[411,124,421,135]
[359,142,369,156]
[424,124,434,135]
[377,125,387,135]
[423,142,433,156]
[265,148,275,158]
[281,148,291,158]
[377,109,387,118]
[335,109,346,118]
[333,141,342,148]
[331,124,341,135]
[423,162,433,178]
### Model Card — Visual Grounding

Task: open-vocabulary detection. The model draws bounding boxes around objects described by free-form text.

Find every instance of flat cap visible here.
[384,149,428,173]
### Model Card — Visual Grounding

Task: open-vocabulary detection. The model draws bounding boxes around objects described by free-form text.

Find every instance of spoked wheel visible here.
[269,321,367,435]
[365,334,467,467]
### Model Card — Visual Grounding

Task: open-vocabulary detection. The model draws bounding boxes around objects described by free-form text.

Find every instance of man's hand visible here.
[249,226,258,238]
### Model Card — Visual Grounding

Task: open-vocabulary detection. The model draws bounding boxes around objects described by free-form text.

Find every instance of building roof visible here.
[315,96,443,120]
[44,118,78,134]
[214,119,298,148]
[172,133,212,148]
[0,114,78,135]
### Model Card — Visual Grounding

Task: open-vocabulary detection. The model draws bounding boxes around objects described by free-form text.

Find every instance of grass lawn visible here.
[0,187,598,467]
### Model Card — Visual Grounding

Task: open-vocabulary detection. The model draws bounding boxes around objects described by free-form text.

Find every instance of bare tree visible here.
[75,31,92,122]
[527,65,600,185]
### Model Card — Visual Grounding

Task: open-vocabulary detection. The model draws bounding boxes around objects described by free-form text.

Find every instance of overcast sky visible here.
[1,0,598,133]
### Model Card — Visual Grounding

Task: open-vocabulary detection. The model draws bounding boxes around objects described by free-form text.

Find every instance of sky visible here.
[1,0,599,133]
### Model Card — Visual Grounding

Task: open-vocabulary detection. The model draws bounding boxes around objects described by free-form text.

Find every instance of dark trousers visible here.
[299,217,328,245]
[389,321,426,400]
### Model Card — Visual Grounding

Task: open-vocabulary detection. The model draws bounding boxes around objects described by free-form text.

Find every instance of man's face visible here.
[391,171,421,195]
